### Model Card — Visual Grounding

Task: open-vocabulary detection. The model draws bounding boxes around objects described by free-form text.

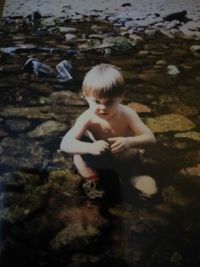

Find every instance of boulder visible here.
[146,114,195,133]
[28,120,67,138]
[175,131,200,142]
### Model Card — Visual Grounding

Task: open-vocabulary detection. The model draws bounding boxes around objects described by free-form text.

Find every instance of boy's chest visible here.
[88,116,130,139]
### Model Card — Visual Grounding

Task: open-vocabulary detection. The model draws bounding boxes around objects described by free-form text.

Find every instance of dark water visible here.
[0,19,200,267]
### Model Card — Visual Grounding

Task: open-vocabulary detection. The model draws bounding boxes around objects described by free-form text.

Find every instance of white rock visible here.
[167,65,180,75]
[190,45,200,55]
[166,20,180,29]
[65,33,76,41]
[59,27,77,33]
[129,33,143,43]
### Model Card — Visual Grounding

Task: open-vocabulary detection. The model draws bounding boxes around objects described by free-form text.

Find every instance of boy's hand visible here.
[108,137,130,154]
[91,140,110,155]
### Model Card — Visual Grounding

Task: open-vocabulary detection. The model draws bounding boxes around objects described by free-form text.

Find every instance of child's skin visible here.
[60,94,156,178]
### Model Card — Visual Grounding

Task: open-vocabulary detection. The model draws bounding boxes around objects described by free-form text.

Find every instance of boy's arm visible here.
[125,106,156,147]
[60,111,109,155]
[109,106,156,153]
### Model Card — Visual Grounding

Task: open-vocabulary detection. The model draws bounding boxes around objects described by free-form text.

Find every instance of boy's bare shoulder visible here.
[120,104,138,117]
[75,109,92,124]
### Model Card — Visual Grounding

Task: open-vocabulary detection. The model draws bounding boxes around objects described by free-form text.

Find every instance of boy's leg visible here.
[73,154,98,180]
[73,154,104,199]
[114,150,158,198]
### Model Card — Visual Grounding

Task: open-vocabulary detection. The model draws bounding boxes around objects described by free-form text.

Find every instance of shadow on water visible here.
[0,17,200,267]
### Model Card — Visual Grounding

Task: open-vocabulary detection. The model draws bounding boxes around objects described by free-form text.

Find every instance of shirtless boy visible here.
[60,63,157,199]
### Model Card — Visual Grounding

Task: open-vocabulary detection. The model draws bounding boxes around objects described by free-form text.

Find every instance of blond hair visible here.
[82,63,125,98]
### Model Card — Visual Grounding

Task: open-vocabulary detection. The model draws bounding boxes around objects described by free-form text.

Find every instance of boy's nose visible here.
[99,104,106,110]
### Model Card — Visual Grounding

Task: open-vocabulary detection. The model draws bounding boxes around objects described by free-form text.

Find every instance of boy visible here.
[60,63,157,199]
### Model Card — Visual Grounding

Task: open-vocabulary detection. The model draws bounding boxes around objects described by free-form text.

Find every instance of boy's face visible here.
[85,96,122,119]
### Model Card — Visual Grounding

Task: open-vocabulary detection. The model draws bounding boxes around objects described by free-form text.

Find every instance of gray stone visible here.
[0,106,56,120]
[0,137,49,170]
[50,91,85,106]
[6,119,31,132]
[190,45,200,56]
[167,65,180,75]
[28,120,67,138]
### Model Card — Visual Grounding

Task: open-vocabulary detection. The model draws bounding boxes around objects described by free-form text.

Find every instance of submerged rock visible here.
[48,168,81,193]
[0,136,49,170]
[50,90,85,106]
[28,120,67,137]
[5,119,31,132]
[146,114,195,133]
[190,45,200,56]
[175,131,200,142]
[180,163,200,176]
[167,65,180,75]
[102,36,134,52]
[128,102,151,113]
[162,185,192,208]
[51,223,99,250]
[0,106,56,119]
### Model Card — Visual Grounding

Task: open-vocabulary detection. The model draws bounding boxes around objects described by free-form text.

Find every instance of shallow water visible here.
[0,18,200,267]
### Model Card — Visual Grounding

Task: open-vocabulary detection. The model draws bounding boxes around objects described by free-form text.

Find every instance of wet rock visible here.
[166,20,181,30]
[59,27,77,33]
[5,119,31,132]
[65,33,76,43]
[48,169,81,193]
[0,136,49,170]
[129,33,143,45]
[89,33,105,40]
[190,45,200,56]
[162,185,191,208]
[50,223,100,250]
[41,17,55,26]
[179,24,200,40]
[180,163,200,176]
[156,60,167,65]
[0,106,56,119]
[138,70,173,87]
[167,65,180,75]
[50,90,85,106]
[0,171,40,189]
[169,103,198,116]
[175,131,200,142]
[28,83,53,94]
[28,120,67,138]
[102,36,133,52]
[0,129,8,137]
[0,171,44,223]
[69,253,100,267]
[146,114,195,133]
[128,102,151,113]
[158,94,180,104]
[163,10,187,22]
[0,64,22,74]
[58,204,107,227]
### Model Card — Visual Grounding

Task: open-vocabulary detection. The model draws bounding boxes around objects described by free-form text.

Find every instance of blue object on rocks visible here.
[23,58,56,78]
[56,60,73,82]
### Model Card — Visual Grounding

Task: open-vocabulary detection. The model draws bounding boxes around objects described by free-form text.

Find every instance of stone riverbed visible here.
[0,13,200,267]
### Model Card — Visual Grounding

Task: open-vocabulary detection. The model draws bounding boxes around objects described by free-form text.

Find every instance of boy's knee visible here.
[130,175,157,197]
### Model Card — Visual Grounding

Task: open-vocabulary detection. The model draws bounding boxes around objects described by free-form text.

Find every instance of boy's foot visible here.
[82,180,104,200]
